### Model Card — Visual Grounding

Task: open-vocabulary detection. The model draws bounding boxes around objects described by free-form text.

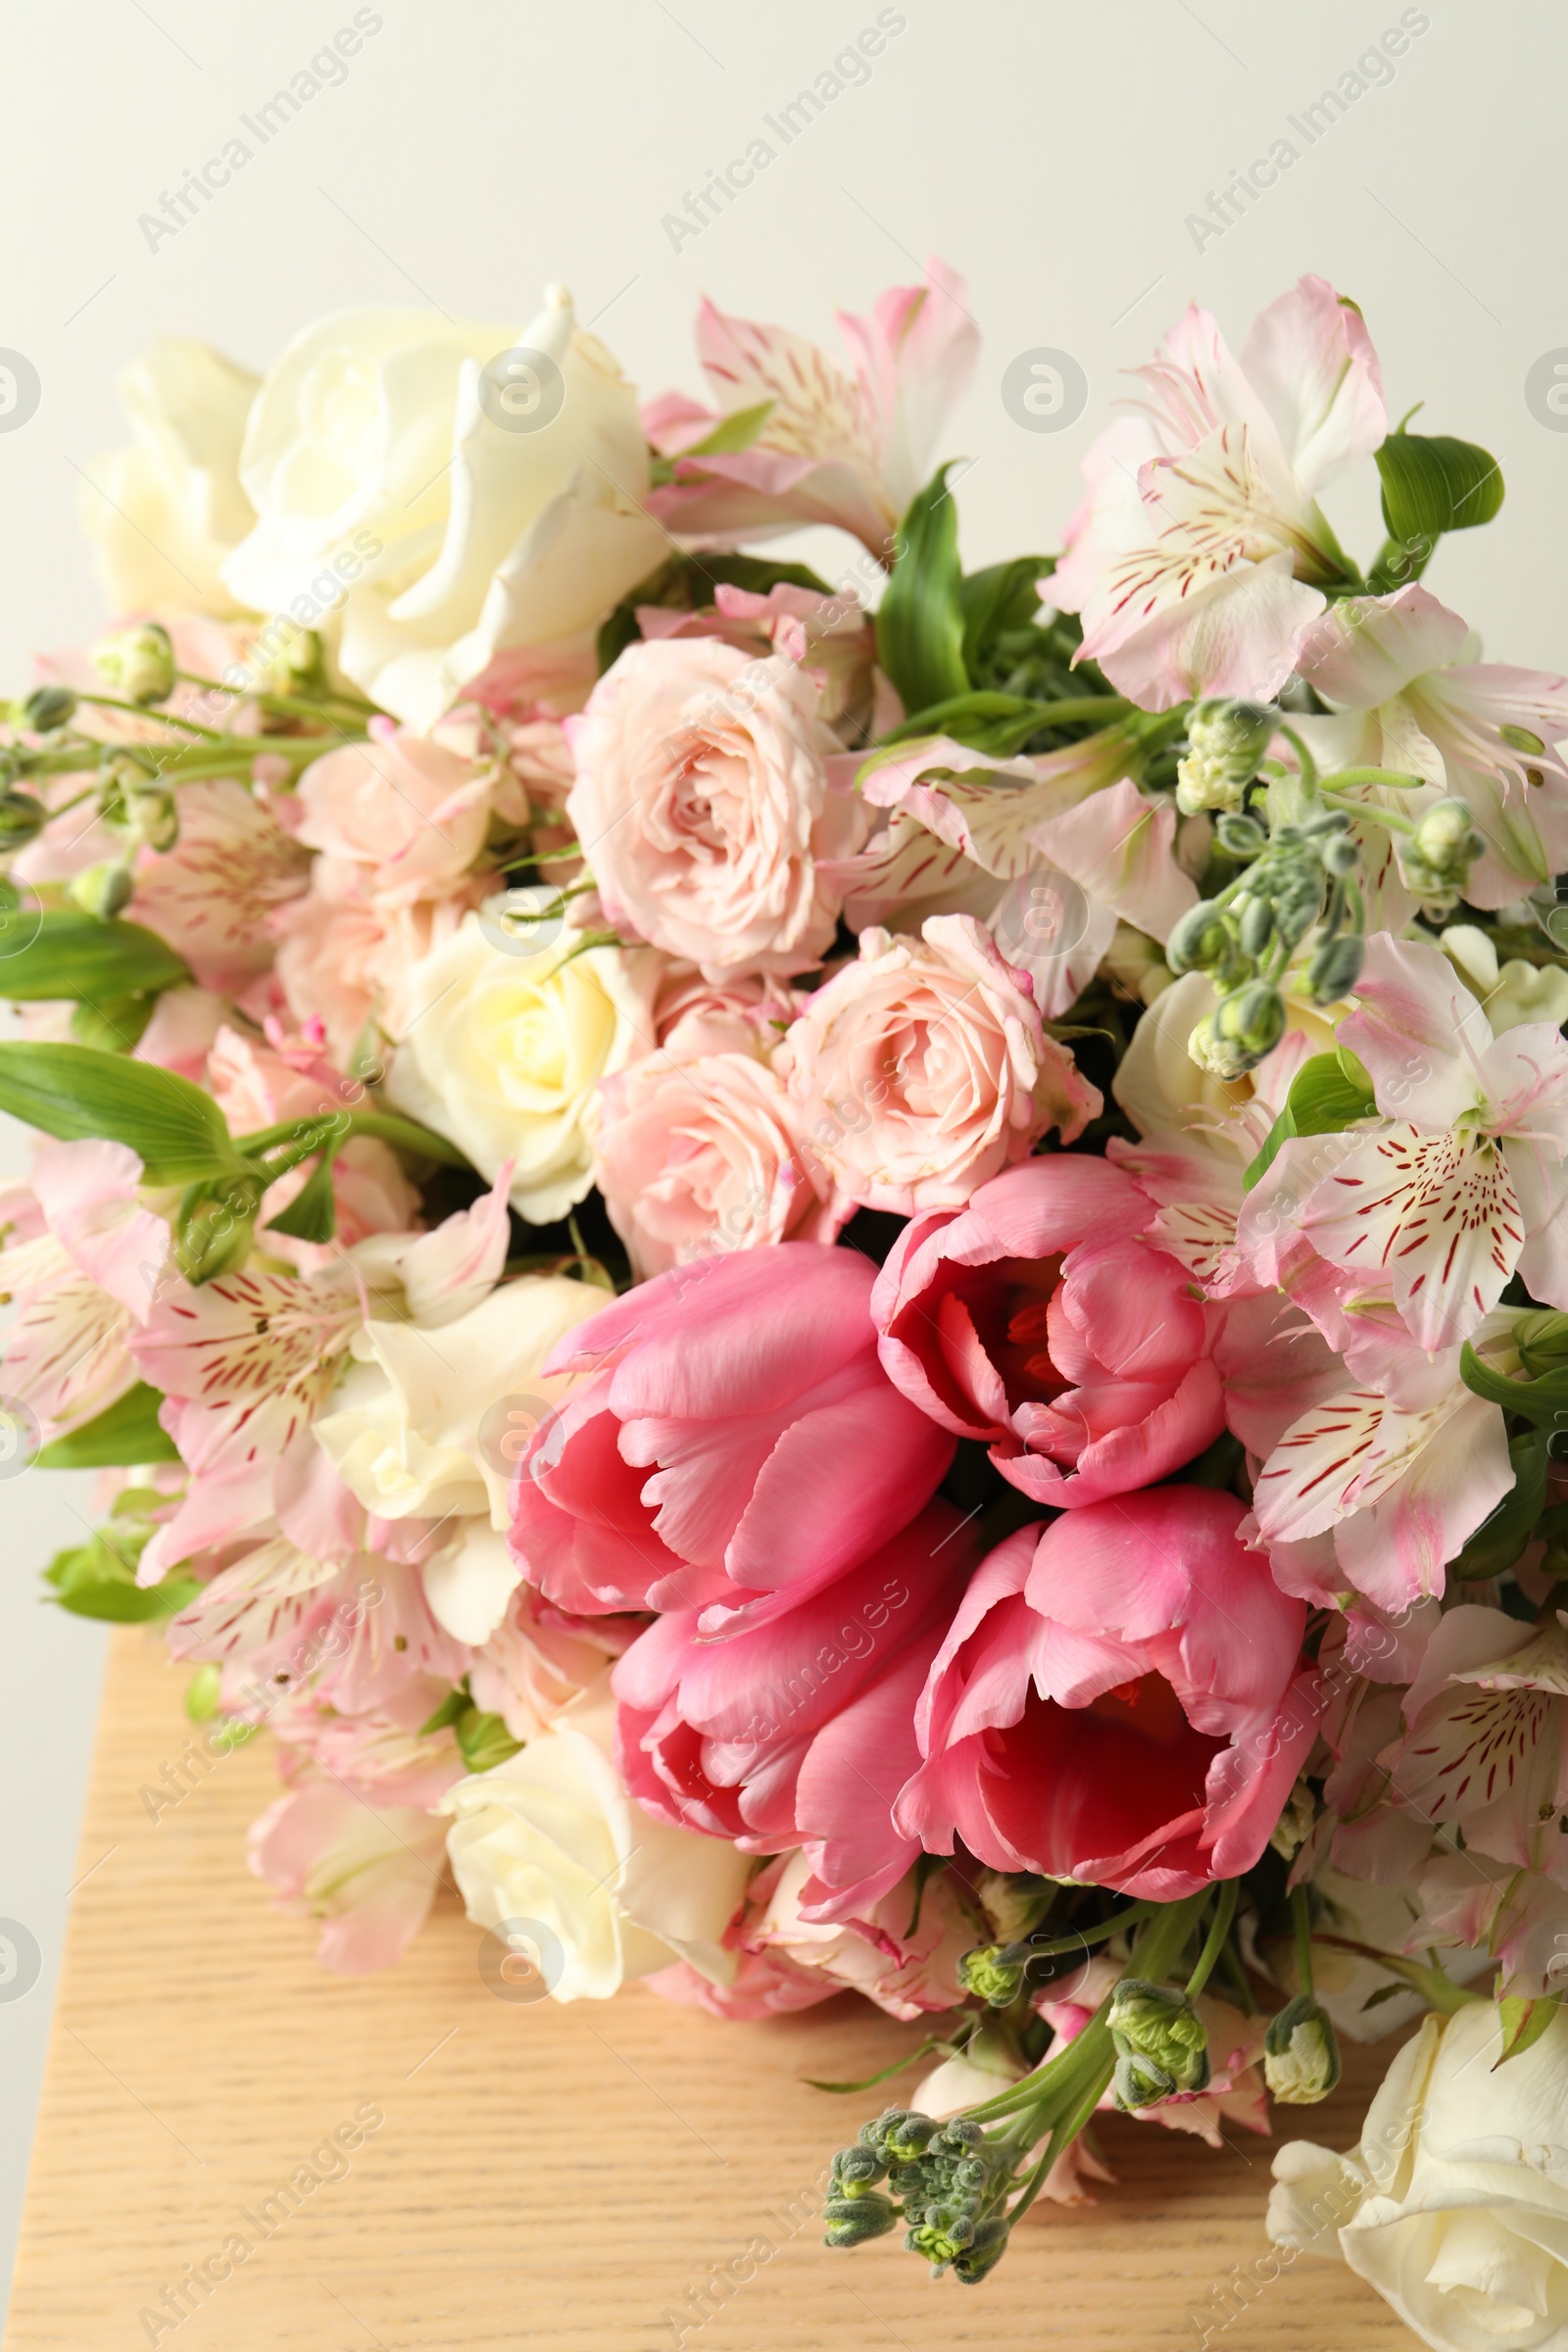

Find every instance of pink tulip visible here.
[510,1242,955,1621]
[895,1490,1318,1899]
[872,1155,1227,1506]
[610,1497,975,1863]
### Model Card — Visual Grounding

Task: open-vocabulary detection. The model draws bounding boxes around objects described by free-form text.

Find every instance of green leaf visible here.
[263,1149,337,1243]
[1450,1428,1548,1580]
[0,911,191,1003]
[875,465,971,715]
[32,1382,178,1469]
[959,557,1054,684]
[1459,1341,1568,1434]
[44,1525,197,1623]
[1242,1052,1378,1191]
[456,1705,522,1774]
[417,1687,469,1737]
[0,1041,246,1183]
[803,2034,950,2095]
[1495,1993,1560,2067]
[71,994,159,1054]
[1376,430,1504,541]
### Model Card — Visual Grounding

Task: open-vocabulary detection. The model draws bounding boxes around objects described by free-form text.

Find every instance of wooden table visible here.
[5,1629,1414,2351]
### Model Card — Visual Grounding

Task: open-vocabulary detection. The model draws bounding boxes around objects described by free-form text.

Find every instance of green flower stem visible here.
[1308,1932,1483,2014]
[1002,1892,1214,2225]
[1276,724,1321,795]
[236,1107,471,1169]
[1185,1880,1240,1999]
[961,1891,1211,2129]
[1293,1886,1315,2000]
[73,694,229,741]
[1013,1902,1156,1962]
[173,668,375,730]
[1027,697,1134,730]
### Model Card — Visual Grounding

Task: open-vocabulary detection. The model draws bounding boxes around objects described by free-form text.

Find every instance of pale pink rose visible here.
[466,1583,634,1744]
[273,884,483,1060]
[205,1023,419,1270]
[635,581,895,743]
[564,637,868,979]
[777,913,1100,1215]
[653,963,802,1060]
[293,725,494,905]
[594,1050,847,1279]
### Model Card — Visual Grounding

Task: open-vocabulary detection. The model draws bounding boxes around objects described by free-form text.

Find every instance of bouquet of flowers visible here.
[7,262,1568,2351]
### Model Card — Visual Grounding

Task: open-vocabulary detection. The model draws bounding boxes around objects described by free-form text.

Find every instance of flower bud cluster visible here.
[825,2108,1012,2282]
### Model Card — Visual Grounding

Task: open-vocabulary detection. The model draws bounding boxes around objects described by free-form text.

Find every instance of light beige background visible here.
[2,0,1564,2319]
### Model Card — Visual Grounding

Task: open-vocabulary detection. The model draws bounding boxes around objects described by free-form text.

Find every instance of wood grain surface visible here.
[5,1627,1417,2352]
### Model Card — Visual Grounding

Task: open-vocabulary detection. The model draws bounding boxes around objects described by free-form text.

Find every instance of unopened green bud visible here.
[1306,931,1365,1004]
[958,1941,1030,2007]
[1109,1978,1210,2098]
[184,1663,222,1724]
[1319,830,1361,877]
[67,859,134,920]
[825,2191,900,2248]
[0,790,46,847]
[1237,894,1275,957]
[1513,1308,1568,1377]
[1214,810,1269,858]
[1263,1993,1342,2104]
[878,2111,939,2163]
[94,621,175,706]
[1167,899,1232,975]
[1219,978,1287,1053]
[1176,699,1275,815]
[832,2145,889,2191]
[1411,797,1485,882]
[1113,2046,1178,2109]
[19,683,76,733]
[172,1172,266,1285]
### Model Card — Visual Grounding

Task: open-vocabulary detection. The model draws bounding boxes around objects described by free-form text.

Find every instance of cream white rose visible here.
[312,1271,606,1537]
[220,287,665,728]
[440,1681,750,2000]
[81,338,259,614]
[1269,2002,1568,2351]
[386,906,656,1223]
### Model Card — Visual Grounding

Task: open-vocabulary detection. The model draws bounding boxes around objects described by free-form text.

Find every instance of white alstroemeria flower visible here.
[1050,274,1386,710]
[1297,584,1568,907]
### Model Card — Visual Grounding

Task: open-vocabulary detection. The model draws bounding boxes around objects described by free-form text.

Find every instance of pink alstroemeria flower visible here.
[1295,583,1568,908]
[0,1141,168,1440]
[1382,1606,1568,1881]
[1240,933,1568,1356]
[1050,274,1386,710]
[644,261,978,557]
[893,1490,1319,1900]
